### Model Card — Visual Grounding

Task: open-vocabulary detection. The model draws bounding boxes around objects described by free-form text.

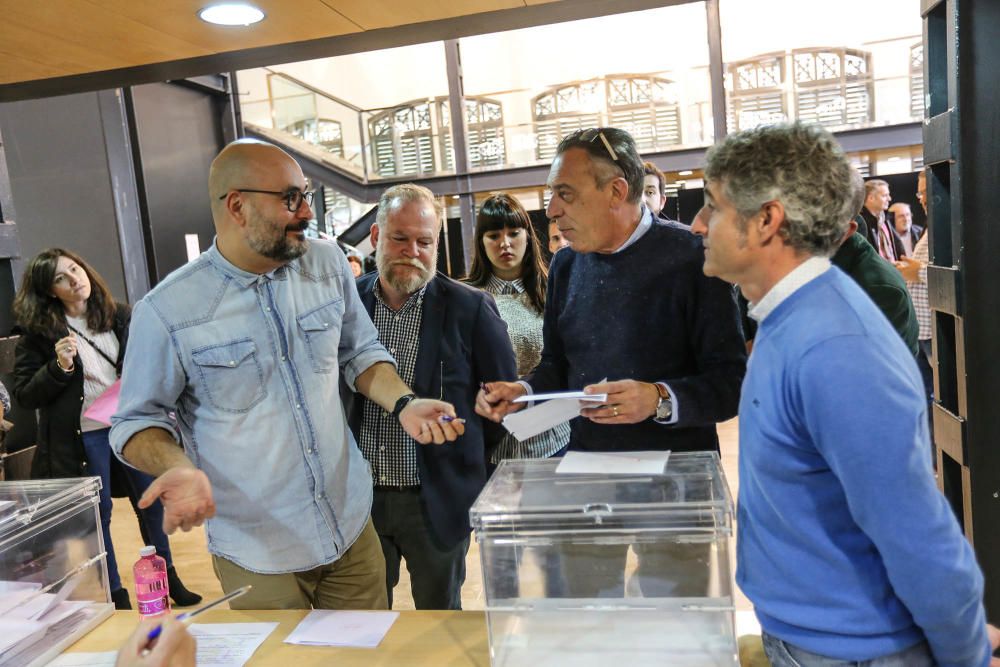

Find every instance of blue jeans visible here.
[762,632,934,666]
[81,428,172,592]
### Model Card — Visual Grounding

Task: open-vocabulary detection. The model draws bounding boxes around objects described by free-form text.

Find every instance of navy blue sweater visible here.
[527,221,746,452]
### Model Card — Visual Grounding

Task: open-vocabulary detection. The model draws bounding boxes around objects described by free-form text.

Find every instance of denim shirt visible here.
[110,240,394,574]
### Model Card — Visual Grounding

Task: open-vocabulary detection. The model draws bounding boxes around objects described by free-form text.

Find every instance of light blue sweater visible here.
[737,267,989,666]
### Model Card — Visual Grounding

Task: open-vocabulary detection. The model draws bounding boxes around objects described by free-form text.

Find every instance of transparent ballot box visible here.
[0,477,113,666]
[470,451,737,666]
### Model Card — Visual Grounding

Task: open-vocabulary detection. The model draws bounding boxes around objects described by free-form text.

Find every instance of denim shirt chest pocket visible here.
[296,298,345,373]
[191,339,267,413]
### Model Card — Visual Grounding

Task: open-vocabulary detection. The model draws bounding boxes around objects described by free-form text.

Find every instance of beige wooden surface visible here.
[66,609,491,666]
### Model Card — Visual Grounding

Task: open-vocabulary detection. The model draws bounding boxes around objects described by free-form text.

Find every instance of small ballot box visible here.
[470,451,738,666]
[0,477,114,666]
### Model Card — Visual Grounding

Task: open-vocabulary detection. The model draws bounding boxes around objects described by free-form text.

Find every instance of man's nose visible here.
[546,198,560,219]
[691,208,709,236]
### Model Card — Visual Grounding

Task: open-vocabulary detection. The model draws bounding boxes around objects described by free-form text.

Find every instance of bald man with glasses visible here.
[111,139,465,610]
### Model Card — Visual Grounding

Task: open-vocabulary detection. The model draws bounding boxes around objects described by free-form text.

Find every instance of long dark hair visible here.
[13,248,116,339]
[464,194,547,313]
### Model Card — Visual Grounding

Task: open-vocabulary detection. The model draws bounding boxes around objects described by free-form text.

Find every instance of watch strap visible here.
[391,393,418,422]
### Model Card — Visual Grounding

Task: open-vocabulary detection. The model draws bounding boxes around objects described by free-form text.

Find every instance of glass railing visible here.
[246,62,919,187]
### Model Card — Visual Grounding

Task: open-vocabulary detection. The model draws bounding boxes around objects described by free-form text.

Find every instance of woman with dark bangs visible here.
[12,248,201,610]
[465,194,570,466]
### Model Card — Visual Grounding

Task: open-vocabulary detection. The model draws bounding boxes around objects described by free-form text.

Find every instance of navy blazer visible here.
[348,271,517,548]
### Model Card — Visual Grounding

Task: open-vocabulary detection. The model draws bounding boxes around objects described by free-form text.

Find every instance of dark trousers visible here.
[81,428,172,593]
[371,487,469,610]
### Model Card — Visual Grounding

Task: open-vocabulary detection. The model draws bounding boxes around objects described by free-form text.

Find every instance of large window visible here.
[439,97,506,170]
[533,75,682,160]
[909,42,924,119]
[793,48,874,128]
[368,101,440,177]
[721,0,921,128]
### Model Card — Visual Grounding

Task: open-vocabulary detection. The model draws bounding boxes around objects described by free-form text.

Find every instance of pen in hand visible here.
[141,585,252,655]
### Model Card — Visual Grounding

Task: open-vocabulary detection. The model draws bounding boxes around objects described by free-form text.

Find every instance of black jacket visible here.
[13,304,130,479]
[346,272,517,548]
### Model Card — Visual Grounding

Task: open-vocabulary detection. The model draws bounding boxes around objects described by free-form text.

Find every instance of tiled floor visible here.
[111,417,747,613]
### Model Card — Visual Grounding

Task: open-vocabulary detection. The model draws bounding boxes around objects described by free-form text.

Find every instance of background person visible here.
[464,193,571,467]
[12,248,200,610]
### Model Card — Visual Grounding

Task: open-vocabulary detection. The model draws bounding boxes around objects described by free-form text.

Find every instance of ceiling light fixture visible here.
[198,3,265,26]
[678,170,693,176]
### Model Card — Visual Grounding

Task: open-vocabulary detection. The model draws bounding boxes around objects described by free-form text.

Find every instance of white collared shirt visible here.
[612,206,654,253]
[749,256,831,323]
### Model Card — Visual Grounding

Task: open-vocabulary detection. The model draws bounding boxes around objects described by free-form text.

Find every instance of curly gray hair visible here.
[704,122,855,257]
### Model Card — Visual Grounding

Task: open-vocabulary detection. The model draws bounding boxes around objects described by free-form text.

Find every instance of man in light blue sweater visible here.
[691,122,999,667]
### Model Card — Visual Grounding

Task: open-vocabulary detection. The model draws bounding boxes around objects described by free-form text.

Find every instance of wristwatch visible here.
[391,393,418,422]
[653,383,672,422]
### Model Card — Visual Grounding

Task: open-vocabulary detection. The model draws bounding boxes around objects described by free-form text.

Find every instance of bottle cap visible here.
[139,546,156,557]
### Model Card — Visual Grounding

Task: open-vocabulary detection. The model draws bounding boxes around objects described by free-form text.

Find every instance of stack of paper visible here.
[503,391,607,441]
[284,610,399,648]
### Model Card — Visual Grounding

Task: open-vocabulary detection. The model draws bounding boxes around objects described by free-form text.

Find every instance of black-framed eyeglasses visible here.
[579,128,620,163]
[219,188,315,212]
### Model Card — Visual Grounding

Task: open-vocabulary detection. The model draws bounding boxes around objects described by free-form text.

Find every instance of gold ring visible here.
[612,406,619,417]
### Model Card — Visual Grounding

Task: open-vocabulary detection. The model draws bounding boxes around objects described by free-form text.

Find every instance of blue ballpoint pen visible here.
[141,585,252,650]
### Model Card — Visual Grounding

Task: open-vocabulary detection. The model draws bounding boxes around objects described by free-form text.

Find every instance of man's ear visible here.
[370,223,380,247]
[756,201,786,243]
[609,176,630,207]
[223,192,248,229]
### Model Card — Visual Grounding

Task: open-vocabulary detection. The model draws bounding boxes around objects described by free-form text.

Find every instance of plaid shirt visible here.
[908,234,931,340]
[359,281,426,486]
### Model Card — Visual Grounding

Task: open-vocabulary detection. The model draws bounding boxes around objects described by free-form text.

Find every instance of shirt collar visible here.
[612,206,654,254]
[486,274,525,295]
[748,256,831,323]
[373,276,428,313]
[207,241,291,288]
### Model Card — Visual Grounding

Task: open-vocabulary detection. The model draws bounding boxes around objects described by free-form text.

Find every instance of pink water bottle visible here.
[133,546,170,619]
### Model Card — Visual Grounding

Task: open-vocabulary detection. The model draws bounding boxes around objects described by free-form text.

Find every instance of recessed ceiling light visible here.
[198,3,265,26]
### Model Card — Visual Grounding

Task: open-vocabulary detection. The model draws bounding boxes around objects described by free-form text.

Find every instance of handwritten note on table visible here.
[555,450,672,475]
[189,622,278,666]
[284,610,399,648]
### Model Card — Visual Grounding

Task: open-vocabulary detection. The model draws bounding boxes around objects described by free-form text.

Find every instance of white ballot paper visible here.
[49,652,118,667]
[502,392,608,442]
[556,450,671,475]
[188,622,278,666]
[284,610,399,648]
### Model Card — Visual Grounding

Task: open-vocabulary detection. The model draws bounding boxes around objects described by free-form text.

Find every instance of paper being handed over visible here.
[502,385,607,442]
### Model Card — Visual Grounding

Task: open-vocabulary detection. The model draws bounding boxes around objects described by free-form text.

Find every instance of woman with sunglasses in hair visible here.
[465,194,570,466]
[12,248,201,610]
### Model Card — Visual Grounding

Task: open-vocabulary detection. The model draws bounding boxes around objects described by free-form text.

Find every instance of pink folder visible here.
[83,379,121,426]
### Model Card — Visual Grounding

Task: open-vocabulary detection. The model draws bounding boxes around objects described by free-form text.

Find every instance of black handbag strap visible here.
[66,323,118,369]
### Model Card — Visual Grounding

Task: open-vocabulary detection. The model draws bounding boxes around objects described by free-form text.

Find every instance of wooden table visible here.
[64,609,491,666]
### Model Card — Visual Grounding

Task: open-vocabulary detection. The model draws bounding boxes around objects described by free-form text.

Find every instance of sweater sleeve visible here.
[664,271,746,428]
[797,336,989,667]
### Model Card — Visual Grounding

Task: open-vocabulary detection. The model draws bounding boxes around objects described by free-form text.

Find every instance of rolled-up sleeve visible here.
[338,267,395,391]
[109,299,186,459]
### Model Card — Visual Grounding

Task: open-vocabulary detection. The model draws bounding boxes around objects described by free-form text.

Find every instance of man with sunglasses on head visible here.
[476,127,746,597]
[110,140,465,610]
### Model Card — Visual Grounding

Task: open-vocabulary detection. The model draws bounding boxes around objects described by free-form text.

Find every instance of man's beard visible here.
[246,207,309,262]
[376,235,436,294]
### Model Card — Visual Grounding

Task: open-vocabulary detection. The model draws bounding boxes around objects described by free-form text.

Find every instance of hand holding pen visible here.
[115,617,195,667]
[128,585,251,663]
